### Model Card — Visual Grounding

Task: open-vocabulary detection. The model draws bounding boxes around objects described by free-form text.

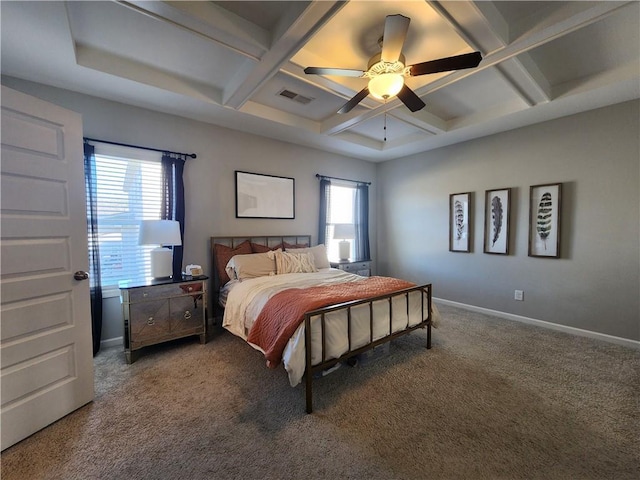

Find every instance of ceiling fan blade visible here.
[337,87,370,114]
[409,51,482,76]
[304,67,365,77]
[396,85,426,113]
[381,14,410,63]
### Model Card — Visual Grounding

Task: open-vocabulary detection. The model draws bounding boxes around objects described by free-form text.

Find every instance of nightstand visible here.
[330,260,371,277]
[119,276,208,364]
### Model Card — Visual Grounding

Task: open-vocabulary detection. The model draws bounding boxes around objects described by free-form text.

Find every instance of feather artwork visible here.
[536,192,553,250]
[454,200,465,240]
[491,196,503,246]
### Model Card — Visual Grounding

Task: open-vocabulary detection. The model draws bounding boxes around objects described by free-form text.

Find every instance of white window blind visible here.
[325,183,356,261]
[90,143,163,288]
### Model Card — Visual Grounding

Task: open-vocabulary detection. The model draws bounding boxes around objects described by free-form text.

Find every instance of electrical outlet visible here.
[514,290,524,301]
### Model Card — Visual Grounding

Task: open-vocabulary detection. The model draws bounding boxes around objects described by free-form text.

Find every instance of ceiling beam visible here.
[118,1,268,60]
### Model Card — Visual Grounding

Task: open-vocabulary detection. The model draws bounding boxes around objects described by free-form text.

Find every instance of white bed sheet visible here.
[222,269,437,387]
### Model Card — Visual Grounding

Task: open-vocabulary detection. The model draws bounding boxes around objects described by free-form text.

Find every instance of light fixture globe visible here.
[368,73,404,99]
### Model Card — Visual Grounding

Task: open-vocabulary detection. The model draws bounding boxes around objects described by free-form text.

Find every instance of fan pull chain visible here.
[384,113,387,142]
[383,99,387,142]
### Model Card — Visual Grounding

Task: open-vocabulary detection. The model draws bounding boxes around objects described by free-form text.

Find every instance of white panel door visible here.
[1,86,94,450]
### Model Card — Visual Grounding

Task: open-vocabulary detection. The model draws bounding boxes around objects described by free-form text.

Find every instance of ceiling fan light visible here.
[368,74,404,100]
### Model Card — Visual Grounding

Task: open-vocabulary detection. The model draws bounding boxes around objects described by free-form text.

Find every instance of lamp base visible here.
[150,247,174,278]
[338,240,351,261]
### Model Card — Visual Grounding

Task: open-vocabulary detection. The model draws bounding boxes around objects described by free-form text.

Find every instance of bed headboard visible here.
[210,234,312,300]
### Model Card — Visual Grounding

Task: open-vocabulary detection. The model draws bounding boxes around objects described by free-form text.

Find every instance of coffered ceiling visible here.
[1,1,638,162]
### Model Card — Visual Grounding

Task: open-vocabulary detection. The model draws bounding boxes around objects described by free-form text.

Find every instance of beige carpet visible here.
[2,304,639,480]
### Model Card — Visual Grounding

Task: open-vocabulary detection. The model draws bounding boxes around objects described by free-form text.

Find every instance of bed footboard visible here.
[303,284,432,413]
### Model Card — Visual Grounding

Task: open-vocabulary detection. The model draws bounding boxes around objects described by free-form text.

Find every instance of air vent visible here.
[278,89,314,105]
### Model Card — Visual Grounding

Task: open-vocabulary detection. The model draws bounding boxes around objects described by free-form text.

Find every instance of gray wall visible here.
[377,100,639,341]
[2,76,377,343]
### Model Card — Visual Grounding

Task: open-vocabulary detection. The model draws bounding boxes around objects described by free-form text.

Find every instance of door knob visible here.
[74,271,89,281]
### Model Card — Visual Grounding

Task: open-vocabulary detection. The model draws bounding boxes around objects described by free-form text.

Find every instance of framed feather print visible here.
[449,192,472,252]
[529,183,562,258]
[484,188,511,255]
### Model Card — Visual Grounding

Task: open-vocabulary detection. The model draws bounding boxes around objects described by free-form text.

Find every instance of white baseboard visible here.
[100,336,123,349]
[434,297,640,350]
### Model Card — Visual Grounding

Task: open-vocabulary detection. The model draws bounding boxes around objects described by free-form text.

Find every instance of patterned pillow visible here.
[286,244,330,269]
[274,250,318,274]
[214,240,252,285]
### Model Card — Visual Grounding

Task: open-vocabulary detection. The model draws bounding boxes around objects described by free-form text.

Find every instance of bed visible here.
[211,235,435,413]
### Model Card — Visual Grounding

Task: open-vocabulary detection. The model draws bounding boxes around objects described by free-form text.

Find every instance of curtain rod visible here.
[316,174,371,185]
[84,137,196,159]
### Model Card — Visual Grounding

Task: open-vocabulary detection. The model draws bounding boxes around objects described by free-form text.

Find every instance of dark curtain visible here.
[84,142,103,356]
[161,154,186,279]
[318,178,331,245]
[354,183,371,261]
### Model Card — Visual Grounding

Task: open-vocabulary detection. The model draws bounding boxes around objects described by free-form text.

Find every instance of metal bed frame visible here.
[211,235,432,413]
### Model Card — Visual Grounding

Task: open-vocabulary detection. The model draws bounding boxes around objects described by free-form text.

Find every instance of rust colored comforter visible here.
[246,276,415,367]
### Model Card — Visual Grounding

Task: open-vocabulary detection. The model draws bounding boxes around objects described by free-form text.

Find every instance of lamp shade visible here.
[139,220,182,246]
[333,223,355,240]
[139,220,182,278]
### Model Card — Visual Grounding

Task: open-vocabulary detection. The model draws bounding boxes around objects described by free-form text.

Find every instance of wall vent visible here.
[278,89,314,105]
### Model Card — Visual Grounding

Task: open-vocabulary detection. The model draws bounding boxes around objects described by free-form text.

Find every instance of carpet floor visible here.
[1,304,638,480]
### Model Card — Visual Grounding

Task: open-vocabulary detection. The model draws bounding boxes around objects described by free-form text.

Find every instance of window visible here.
[319,180,370,262]
[88,143,163,290]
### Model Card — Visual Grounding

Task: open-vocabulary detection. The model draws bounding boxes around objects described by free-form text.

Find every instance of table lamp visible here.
[333,223,355,261]
[139,220,182,278]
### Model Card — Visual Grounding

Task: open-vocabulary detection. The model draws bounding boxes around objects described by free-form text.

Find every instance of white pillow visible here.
[274,250,318,274]
[286,244,330,269]
[225,250,279,281]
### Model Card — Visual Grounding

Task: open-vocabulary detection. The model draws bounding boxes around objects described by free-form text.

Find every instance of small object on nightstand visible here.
[119,276,208,364]
[330,260,371,277]
[185,264,203,276]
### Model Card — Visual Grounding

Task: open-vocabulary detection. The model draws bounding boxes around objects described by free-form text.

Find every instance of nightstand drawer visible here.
[331,260,371,277]
[129,299,171,348]
[169,295,205,332]
[343,262,370,272]
[128,282,202,302]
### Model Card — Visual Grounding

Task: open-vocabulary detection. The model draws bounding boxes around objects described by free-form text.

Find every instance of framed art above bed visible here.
[235,171,295,219]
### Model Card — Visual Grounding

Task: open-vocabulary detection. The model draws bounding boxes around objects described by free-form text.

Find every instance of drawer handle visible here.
[184,311,192,320]
[147,317,154,325]
[188,286,193,292]
[143,292,149,298]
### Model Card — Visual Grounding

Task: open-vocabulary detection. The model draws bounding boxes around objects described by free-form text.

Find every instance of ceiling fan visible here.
[304,14,482,114]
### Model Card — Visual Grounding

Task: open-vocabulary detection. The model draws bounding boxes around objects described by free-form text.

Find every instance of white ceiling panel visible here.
[67,1,250,87]
[252,72,348,121]
[423,68,525,121]
[526,2,640,89]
